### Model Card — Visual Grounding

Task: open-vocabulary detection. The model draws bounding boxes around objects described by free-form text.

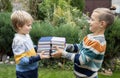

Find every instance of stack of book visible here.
[37,36,66,56]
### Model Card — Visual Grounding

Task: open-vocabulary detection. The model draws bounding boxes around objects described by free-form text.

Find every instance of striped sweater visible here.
[62,34,106,78]
[12,33,40,73]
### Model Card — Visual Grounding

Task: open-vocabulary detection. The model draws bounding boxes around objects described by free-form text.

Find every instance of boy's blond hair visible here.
[11,10,33,31]
[93,8,115,28]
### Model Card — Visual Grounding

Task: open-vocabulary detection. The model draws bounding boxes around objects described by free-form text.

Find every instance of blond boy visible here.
[11,10,49,78]
[52,8,115,78]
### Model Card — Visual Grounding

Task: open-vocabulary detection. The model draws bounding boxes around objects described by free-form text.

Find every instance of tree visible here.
[103,17,120,70]
[0,13,15,61]
[0,0,12,12]
[70,0,85,11]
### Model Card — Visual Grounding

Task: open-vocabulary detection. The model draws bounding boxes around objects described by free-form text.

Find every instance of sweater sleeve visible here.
[74,38,106,65]
[62,39,106,65]
[12,39,41,65]
[19,55,41,65]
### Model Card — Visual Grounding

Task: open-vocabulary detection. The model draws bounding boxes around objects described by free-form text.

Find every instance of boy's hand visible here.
[37,51,50,59]
[51,46,63,58]
[66,44,74,52]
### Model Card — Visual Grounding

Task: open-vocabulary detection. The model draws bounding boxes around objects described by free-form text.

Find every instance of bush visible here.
[37,0,85,26]
[70,0,85,11]
[53,24,80,43]
[30,21,81,45]
[0,0,12,12]
[103,17,120,70]
[30,21,55,44]
[0,12,15,59]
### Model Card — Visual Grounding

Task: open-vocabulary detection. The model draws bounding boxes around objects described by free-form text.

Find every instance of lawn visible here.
[0,64,119,78]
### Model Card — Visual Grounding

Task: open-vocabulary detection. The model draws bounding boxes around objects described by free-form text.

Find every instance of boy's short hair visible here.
[93,8,115,27]
[11,10,33,31]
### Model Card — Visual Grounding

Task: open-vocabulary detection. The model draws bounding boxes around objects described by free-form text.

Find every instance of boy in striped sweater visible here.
[52,8,115,78]
[11,10,50,78]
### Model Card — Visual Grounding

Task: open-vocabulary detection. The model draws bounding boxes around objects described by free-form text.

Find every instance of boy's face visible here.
[17,21,32,35]
[89,12,105,34]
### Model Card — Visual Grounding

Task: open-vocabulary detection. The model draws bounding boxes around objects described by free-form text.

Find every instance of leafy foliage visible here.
[53,24,80,43]
[0,0,12,12]
[29,0,42,19]
[30,21,82,45]
[34,0,85,26]
[0,12,15,56]
[30,21,55,44]
[30,15,89,45]
[103,17,120,70]
[70,0,85,11]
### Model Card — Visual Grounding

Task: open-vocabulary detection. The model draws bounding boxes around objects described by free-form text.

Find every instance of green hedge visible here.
[103,17,120,70]
[0,12,15,57]
[30,21,81,45]
[0,0,12,12]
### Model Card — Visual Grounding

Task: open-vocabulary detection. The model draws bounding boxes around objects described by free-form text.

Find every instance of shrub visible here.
[30,21,55,44]
[0,0,12,12]
[103,17,120,70]
[30,21,81,45]
[0,12,15,60]
[54,24,80,43]
[37,0,84,27]
[70,0,85,11]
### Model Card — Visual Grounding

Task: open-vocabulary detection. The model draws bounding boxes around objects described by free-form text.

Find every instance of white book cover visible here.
[51,37,66,42]
[38,45,51,48]
[37,36,66,55]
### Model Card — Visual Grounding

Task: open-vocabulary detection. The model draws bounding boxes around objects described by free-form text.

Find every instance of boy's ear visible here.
[17,24,22,29]
[17,25,20,29]
[100,21,107,28]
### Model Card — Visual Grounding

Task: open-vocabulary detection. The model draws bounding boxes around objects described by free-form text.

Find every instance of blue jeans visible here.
[16,68,38,78]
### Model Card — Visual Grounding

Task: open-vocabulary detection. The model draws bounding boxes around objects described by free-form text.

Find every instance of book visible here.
[38,36,52,44]
[38,45,51,48]
[37,36,66,56]
[51,37,66,42]
[38,36,52,42]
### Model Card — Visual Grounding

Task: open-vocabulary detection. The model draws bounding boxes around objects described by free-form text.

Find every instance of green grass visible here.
[38,68,74,78]
[0,64,119,78]
[0,64,15,78]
